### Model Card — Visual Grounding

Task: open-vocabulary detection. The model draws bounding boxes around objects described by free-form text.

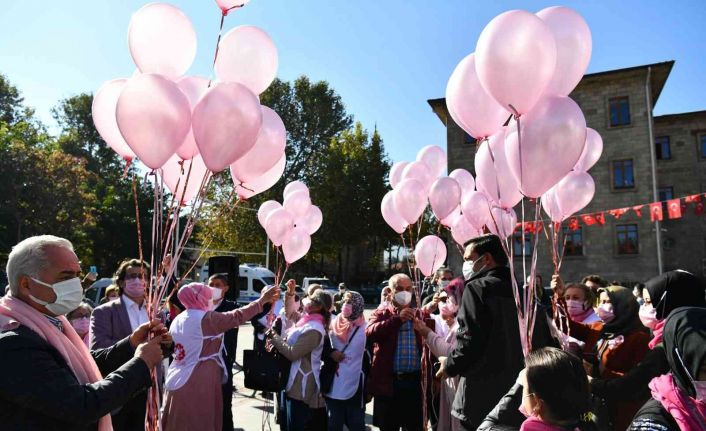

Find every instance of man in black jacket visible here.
[437,234,557,430]
[208,273,240,431]
[0,235,166,431]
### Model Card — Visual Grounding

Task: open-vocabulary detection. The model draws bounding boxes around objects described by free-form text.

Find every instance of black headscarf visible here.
[644,270,706,320]
[600,285,644,339]
[663,307,706,397]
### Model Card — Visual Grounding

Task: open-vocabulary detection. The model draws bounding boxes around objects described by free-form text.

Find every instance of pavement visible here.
[228,309,378,431]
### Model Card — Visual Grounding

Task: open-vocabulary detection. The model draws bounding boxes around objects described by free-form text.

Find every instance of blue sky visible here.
[1,0,704,165]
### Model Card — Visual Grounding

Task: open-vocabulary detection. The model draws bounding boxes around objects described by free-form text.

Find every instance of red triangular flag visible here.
[568,217,580,231]
[685,194,702,204]
[667,199,682,219]
[696,202,705,216]
[595,212,606,225]
[581,214,596,226]
[650,202,663,221]
[608,208,629,219]
[633,205,644,217]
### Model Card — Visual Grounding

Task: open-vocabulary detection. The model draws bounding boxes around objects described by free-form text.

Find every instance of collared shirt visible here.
[122,294,148,331]
[393,320,420,373]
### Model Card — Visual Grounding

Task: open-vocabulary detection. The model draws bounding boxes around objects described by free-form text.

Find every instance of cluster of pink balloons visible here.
[92,3,285,203]
[445,6,602,224]
[258,182,322,264]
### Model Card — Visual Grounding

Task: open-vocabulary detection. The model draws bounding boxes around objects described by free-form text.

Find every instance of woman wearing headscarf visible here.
[324,290,367,431]
[161,282,279,431]
[566,285,650,430]
[589,271,706,407]
[267,289,333,431]
[629,307,706,430]
[413,277,464,431]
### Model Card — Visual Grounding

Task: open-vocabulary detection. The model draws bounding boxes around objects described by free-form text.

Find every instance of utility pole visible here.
[646,66,664,275]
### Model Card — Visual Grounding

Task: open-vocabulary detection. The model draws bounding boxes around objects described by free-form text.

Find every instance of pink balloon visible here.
[116,73,191,170]
[461,191,492,230]
[474,128,523,209]
[446,53,510,139]
[389,161,409,189]
[283,189,312,220]
[574,128,603,172]
[175,76,209,160]
[215,0,250,15]
[159,154,211,205]
[487,207,517,239]
[282,226,311,264]
[192,82,263,173]
[215,26,278,95]
[128,3,196,80]
[231,106,287,183]
[505,96,586,198]
[381,190,407,234]
[536,6,592,97]
[555,171,595,219]
[394,178,428,225]
[295,205,322,235]
[264,207,294,247]
[414,235,447,277]
[429,177,461,221]
[416,145,447,177]
[440,205,462,227]
[92,79,136,161]
[541,187,564,223]
[284,181,309,200]
[401,161,434,196]
[451,216,483,247]
[475,10,557,115]
[258,200,282,227]
[235,153,285,199]
[449,169,476,195]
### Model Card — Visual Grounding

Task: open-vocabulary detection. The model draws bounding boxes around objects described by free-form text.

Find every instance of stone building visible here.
[428,61,706,285]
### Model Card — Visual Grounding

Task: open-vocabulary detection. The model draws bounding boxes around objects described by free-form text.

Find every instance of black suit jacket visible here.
[0,324,151,431]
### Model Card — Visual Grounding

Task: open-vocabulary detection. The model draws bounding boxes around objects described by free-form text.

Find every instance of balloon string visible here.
[508,104,523,196]
[209,4,245,88]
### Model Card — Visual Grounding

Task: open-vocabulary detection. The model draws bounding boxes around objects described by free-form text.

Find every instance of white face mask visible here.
[210,287,223,302]
[394,290,412,307]
[29,277,83,316]
[463,257,485,281]
[439,280,450,289]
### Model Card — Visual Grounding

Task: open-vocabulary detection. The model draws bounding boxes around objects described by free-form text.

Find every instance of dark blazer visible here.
[0,324,151,431]
[444,266,558,429]
[90,297,133,350]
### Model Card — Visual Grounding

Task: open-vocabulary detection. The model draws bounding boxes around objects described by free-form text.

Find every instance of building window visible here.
[656,136,671,160]
[563,227,584,256]
[658,186,674,202]
[464,133,476,146]
[609,96,631,127]
[612,159,635,189]
[513,232,532,256]
[617,224,639,255]
[700,134,706,158]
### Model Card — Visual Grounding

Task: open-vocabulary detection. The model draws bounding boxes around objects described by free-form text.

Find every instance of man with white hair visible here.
[366,273,430,431]
[0,235,167,430]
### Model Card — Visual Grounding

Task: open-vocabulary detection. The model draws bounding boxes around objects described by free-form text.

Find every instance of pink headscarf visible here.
[520,417,579,431]
[0,294,112,431]
[177,283,211,311]
[648,319,666,350]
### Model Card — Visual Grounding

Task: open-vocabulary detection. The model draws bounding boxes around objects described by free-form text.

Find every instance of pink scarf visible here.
[649,374,706,431]
[649,319,666,350]
[330,313,365,343]
[569,307,595,324]
[295,312,325,328]
[520,416,579,431]
[0,295,112,430]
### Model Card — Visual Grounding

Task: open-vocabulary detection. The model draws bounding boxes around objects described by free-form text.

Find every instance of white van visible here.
[199,263,276,304]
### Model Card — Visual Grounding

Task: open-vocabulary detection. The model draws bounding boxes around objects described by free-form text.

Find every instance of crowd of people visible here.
[0,233,705,431]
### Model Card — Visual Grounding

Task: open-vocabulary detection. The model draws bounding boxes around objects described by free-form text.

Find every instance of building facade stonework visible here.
[429,61,706,285]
